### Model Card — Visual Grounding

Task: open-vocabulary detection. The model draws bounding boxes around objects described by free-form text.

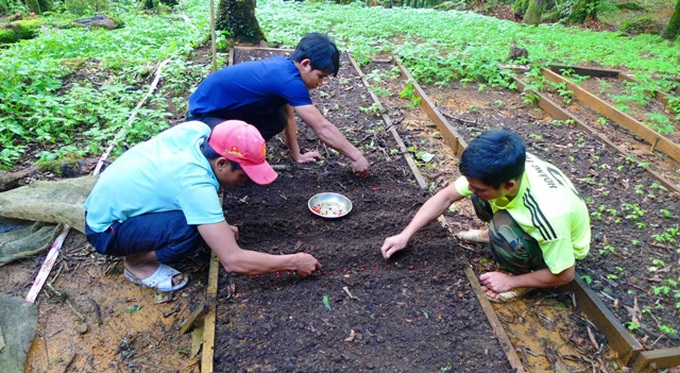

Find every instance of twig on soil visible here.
[586,326,600,351]
[46,283,86,321]
[625,281,646,293]
[47,261,65,287]
[649,242,674,253]
[180,302,207,334]
[321,143,332,159]
[342,286,359,301]
[108,361,124,373]
[456,242,481,254]
[440,110,478,125]
[649,332,667,349]
[61,352,76,373]
[88,298,102,325]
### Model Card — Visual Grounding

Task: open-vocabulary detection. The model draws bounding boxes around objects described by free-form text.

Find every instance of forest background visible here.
[0,0,679,174]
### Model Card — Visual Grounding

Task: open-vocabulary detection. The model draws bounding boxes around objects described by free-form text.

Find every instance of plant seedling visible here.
[322,295,331,311]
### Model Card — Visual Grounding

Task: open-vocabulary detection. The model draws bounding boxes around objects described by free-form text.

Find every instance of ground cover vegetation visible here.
[1,0,678,172]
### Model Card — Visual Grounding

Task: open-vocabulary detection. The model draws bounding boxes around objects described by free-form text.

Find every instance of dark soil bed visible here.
[212,49,512,372]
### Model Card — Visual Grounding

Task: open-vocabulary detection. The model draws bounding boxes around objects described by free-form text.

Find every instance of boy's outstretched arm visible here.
[381,183,464,259]
[294,104,369,176]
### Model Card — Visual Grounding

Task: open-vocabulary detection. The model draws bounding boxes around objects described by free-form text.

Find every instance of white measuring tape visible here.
[24,60,170,303]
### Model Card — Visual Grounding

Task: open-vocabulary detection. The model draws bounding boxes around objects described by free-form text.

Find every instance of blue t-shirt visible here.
[188,56,313,117]
[84,121,225,232]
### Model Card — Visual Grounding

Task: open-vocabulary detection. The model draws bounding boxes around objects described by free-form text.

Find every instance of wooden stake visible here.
[180,302,207,334]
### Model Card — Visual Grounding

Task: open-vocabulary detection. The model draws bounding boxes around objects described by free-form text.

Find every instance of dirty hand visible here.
[351,155,370,178]
[294,151,322,164]
[380,233,409,259]
[479,271,514,296]
[293,253,321,276]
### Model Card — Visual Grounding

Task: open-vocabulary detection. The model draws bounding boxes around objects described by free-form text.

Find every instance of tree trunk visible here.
[512,0,530,19]
[216,0,266,44]
[24,0,41,14]
[567,0,598,23]
[523,0,544,25]
[662,0,680,40]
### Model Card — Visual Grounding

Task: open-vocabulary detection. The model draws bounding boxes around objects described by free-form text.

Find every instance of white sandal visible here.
[124,264,188,292]
[455,229,490,243]
[487,288,531,303]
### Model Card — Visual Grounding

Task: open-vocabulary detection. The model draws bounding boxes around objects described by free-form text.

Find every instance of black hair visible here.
[458,130,526,189]
[200,140,220,160]
[201,141,243,171]
[290,32,340,77]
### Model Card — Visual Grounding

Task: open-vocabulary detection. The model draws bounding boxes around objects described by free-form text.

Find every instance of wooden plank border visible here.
[632,347,680,372]
[563,276,643,364]
[391,56,680,369]
[347,54,428,189]
[512,75,680,194]
[541,68,680,164]
[465,267,526,373]
[392,56,468,157]
[549,64,677,113]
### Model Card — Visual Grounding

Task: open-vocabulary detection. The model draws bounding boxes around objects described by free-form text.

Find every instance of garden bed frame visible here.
[391,56,680,372]
[198,48,680,372]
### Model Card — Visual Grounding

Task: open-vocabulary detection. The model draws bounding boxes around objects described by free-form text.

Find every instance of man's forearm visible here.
[283,120,302,157]
[402,185,462,238]
[315,121,363,160]
[509,267,575,289]
[220,248,299,275]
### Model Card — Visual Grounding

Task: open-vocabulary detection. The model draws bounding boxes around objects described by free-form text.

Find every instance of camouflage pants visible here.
[471,196,547,274]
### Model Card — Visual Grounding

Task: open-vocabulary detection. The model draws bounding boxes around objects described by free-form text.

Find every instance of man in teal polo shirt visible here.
[380,130,590,301]
[85,120,321,292]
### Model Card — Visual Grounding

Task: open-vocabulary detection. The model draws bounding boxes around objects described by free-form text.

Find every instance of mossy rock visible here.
[72,15,124,30]
[0,19,44,44]
[0,29,16,43]
[619,17,663,35]
[37,158,83,176]
[616,2,644,11]
[60,58,88,69]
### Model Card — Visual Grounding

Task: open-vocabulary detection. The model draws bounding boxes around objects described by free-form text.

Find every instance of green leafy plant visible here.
[400,82,422,109]
[645,112,674,134]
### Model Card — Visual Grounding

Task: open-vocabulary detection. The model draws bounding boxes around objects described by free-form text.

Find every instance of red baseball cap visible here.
[208,120,278,185]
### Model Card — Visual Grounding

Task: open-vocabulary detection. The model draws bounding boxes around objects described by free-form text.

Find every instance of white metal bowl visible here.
[308,192,352,218]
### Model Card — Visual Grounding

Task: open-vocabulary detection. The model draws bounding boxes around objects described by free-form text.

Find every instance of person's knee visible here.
[155,225,202,264]
[489,211,545,273]
[471,196,493,223]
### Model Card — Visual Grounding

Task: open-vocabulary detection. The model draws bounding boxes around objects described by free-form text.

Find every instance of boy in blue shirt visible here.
[188,33,369,177]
